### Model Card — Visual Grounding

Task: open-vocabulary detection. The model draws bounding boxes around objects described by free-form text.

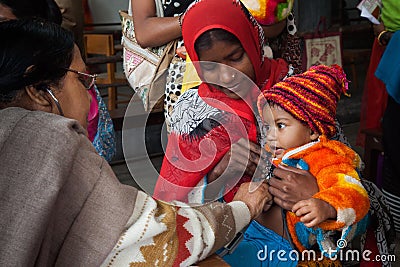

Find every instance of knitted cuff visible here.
[228,201,251,234]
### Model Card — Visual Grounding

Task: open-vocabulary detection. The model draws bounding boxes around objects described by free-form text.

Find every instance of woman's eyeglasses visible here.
[65,68,97,90]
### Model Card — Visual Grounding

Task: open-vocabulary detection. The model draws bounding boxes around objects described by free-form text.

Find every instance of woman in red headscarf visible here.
[153,0,289,203]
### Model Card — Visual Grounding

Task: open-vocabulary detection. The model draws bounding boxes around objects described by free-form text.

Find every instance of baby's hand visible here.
[292,198,337,228]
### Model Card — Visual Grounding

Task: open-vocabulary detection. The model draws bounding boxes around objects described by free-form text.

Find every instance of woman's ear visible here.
[25,86,51,107]
[310,129,320,141]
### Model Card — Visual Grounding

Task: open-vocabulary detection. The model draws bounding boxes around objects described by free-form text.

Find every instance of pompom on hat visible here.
[257,64,349,138]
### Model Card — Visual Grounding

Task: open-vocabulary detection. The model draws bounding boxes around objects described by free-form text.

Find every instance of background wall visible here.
[88,0,128,27]
[293,0,332,33]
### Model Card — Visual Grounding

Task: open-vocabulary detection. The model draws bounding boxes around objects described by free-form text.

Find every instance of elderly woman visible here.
[0,18,272,266]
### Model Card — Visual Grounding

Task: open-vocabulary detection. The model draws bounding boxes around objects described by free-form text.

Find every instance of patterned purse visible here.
[120,7,178,112]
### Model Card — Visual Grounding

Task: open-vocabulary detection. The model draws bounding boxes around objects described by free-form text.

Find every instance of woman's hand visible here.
[205,138,265,201]
[233,182,272,220]
[268,164,319,210]
[208,138,264,183]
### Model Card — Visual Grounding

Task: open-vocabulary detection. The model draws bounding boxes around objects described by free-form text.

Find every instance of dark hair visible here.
[0,0,62,24]
[0,18,74,103]
[194,29,241,55]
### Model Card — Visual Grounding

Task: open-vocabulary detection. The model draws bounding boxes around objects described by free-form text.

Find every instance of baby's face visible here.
[262,104,318,158]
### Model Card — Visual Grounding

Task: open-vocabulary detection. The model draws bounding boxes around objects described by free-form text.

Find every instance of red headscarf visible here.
[183,0,268,87]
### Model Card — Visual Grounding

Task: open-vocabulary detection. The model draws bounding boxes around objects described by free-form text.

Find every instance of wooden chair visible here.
[84,33,131,110]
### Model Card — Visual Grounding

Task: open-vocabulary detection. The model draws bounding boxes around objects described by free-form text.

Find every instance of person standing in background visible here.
[372,0,400,235]
[130,0,195,130]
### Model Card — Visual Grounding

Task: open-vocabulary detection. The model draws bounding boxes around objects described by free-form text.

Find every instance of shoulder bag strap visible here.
[155,0,164,17]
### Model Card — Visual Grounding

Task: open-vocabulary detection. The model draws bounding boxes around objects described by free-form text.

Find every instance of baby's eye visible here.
[277,122,286,129]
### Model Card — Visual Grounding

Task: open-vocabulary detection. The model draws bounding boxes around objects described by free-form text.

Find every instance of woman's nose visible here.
[218,65,236,84]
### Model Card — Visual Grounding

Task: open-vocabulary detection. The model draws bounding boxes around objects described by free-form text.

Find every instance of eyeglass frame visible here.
[64,68,97,90]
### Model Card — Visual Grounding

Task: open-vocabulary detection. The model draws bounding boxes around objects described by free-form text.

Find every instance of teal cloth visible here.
[375,30,400,105]
[92,86,116,162]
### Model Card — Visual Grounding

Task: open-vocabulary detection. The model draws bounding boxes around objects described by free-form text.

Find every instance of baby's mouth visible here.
[269,146,285,158]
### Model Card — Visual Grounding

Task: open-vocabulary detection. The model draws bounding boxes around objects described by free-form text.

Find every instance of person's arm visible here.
[102,182,271,266]
[374,22,394,46]
[131,0,182,48]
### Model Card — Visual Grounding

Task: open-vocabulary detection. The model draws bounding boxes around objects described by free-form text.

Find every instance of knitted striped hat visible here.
[257,64,349,137]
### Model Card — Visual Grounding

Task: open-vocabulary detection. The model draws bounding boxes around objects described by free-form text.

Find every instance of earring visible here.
[231,73,236,79]
[287,12,297,35]
[46,88,64,116]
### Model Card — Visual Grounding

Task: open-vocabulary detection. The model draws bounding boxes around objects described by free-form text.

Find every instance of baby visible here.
[257,64,370,257]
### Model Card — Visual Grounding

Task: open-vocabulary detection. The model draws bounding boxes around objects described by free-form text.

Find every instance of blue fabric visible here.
[221,221,297,267]
[92,86,116,162]
[375,30,400,105]
[282,158,309,171]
